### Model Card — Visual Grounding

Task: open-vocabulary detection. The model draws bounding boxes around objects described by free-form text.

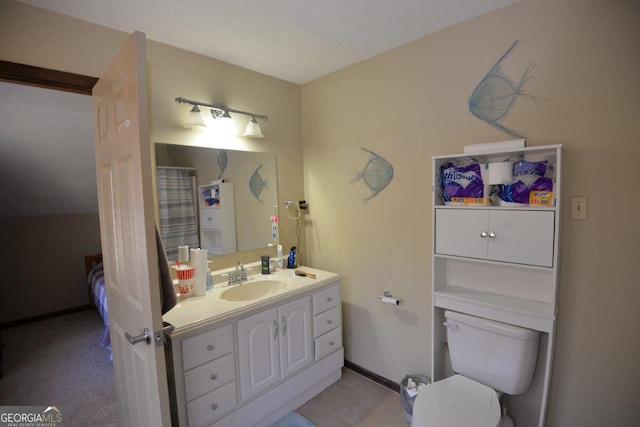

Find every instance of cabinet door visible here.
[200,208,221,230]
[435,209,489,259]
[279,297,312,378]
[237,308,280,401]
[488,210,555,267]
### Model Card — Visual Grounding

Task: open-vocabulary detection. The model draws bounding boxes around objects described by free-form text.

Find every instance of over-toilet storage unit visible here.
[431,144,562,427]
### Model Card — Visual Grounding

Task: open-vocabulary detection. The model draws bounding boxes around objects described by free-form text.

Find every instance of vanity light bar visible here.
[175,97,268,121]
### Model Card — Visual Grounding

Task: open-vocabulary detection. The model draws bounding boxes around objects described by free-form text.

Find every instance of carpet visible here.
[0,310,118,426]
[272,411,317,427]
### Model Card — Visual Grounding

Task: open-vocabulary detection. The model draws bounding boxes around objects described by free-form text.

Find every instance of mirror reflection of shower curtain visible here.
[156,167,199,260]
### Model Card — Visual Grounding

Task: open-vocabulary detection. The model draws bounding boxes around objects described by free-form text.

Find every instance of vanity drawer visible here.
[182,324,234,370]
[315,326,342,361]
[184,352,235,402]
[200,209,221,230]
[187,380,237,427]
[313,306,341,338]
[313,285,340,314]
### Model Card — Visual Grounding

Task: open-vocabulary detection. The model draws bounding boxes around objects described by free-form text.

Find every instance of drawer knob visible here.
[211,403,218,411]
[206,344,214,351]
[327,320,332,324]
[210,374,218,381]
[326,297,332,302]
[329,341,334,346]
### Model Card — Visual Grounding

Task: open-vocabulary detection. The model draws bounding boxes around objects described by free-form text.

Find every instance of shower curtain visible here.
[156,167,199,260]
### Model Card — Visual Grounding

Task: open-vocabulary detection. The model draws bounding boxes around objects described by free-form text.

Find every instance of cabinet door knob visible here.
[206,344,214,351]
[211,403,218,411]
[480,231,488,238]
[210,374,218,381]
[329,341,334,346]
[488,231,497,239]
[327,297,332,302]
[327,320,332,324]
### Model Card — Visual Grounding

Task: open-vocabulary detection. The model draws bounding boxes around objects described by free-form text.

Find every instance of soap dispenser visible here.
[287,246,297,269]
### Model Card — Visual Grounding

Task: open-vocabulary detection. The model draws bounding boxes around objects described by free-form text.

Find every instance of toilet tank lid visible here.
[445,311,540,340]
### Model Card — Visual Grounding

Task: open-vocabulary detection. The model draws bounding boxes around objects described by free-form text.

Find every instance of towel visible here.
[272,412,316,427]
[156,225,177,314]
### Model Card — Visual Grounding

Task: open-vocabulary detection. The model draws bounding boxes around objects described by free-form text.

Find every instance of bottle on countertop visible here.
[261,255,270,275]
[287,246,297,269]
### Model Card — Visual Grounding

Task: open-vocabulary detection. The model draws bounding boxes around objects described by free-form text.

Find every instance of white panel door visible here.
[237,307,280,401]
[93,31,171,426]
[488,210,555,267]
[279,297,312,378]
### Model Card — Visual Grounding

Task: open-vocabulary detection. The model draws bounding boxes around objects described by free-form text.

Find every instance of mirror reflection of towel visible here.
[156,225,177,314]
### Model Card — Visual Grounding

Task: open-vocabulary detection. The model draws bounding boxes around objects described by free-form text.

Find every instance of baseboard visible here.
[0,305,93,329]
[344,359,401,393]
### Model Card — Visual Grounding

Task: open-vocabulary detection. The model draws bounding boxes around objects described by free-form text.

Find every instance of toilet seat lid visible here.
[412,375,501,427]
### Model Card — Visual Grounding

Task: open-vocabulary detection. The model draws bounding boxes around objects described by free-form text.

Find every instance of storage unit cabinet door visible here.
[237,308,280,401]
[200,209,221,230]
[435,209,489,259]
[488,210,555,267]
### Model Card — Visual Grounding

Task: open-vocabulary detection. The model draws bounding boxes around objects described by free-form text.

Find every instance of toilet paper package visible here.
[440,160,487,205]
[496,160,554,206]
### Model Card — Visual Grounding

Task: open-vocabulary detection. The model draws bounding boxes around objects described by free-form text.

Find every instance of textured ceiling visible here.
[18,0,519,84]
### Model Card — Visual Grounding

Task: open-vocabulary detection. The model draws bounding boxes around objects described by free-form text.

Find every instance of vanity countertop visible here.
[163,265,340,332]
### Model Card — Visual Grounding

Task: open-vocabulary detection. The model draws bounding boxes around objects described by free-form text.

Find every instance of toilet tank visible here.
[444,310,540,395]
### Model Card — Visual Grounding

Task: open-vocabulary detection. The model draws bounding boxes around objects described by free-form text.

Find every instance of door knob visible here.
[126,328,151,345]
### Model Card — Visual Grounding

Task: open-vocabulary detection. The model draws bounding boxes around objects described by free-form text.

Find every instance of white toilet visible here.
[411,310,540,427]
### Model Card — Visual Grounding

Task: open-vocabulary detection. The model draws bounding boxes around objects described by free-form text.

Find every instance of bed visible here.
[84,254,111,356]
[83,231,177,360]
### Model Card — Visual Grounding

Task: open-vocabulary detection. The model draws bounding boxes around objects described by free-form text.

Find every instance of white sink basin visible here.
[220,279,289,302]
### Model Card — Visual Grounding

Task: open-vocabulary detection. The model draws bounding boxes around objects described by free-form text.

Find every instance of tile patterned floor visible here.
[297,367,409,427]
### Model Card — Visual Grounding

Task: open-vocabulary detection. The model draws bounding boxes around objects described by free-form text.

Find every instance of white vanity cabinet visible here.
[237,296,313,401]
[431,144,562,427]
[165,275,344,427]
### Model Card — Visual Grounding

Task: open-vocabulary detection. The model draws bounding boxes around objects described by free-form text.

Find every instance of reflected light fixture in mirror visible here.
[176,97,267,138]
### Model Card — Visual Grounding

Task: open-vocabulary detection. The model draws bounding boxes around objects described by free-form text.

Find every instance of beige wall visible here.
[0,1,304,272]
[301,0,639,425]
[0,214,102,323]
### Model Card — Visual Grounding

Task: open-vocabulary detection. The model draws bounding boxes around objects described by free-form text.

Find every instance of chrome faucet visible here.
[237,262,247,281]
[228,262,248,285]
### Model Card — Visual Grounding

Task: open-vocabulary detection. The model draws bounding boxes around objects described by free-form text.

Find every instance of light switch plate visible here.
[570,196,588,220]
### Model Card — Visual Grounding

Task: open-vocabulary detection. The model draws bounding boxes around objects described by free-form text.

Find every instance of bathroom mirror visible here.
[155,143,278,260]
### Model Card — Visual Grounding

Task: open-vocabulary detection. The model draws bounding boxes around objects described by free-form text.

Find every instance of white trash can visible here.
[400,374,431,423]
